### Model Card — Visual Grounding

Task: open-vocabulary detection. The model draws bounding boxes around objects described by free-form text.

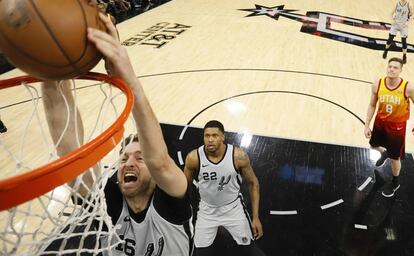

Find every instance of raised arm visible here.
[234,147,263,240]
[364,80,379,139]
[41,80,96,199]
[183,149,199,184]
[87,13,187,198]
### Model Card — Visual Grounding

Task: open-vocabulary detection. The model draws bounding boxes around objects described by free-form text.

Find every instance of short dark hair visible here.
[203,120,225,134]
[120,134,139,154]
[388,57,404,67]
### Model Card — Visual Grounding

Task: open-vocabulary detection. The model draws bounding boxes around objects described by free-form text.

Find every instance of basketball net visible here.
[0,74,135,255]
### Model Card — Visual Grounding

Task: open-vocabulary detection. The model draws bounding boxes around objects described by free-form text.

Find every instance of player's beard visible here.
[122,177,154,198]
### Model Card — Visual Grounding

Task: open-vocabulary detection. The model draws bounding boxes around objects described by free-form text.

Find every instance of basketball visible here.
[0,0,105,80]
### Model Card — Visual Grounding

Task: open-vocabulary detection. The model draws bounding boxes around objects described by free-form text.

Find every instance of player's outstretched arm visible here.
[87,13,187,198]
[41,80,98,198]
[235,147,263,240]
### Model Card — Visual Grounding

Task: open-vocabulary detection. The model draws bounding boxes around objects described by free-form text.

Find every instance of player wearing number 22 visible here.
[365,57,414,197]
[184,120,263,256]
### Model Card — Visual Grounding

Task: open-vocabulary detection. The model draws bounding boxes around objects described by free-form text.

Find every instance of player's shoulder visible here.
[373,78,382,85]
[185,149,199,165]
[232,145,243,153]
[233,146,249,160]
[405,80,414,91]
[187,148,199,157]
[371,79,381,92]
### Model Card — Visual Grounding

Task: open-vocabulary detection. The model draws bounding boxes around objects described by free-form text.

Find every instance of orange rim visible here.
[0,72,133,211]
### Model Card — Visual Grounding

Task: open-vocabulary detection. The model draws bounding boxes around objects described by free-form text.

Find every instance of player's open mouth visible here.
[124,173,138,183]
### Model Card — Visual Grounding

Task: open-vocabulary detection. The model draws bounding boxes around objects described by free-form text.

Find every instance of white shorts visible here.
[390,22,408,38]
[194,196,253,248]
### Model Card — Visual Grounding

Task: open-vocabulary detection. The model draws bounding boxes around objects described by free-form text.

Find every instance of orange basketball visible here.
[0,0,105,80]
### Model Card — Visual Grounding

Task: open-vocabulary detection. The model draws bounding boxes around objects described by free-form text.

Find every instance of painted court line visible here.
[270,210,298,215]
[177,151,184,166]
[358,177,373,191]
[320,199,344,210]
[354,224,368,230]
[179,125,189,140]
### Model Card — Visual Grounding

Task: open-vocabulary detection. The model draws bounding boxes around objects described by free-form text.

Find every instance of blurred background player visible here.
[364,57,414,197]
[383,0,413,63]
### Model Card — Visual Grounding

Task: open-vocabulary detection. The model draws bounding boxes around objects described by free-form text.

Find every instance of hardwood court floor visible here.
[1,0,414,255]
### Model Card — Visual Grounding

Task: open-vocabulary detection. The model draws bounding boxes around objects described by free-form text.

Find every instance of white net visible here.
[0,76,135,255]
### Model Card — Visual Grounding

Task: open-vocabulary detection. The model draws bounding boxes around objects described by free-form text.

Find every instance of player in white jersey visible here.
[42,13,193,255]
[383,0,413,63]
[184,120,263,255]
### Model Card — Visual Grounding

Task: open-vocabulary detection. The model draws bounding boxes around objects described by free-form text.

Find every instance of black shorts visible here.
[369,119,406,160]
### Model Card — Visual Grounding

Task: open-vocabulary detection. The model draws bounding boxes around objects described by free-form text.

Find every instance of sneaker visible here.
[0,120,7,133]
[375,151,388,167]
[403,54,407,64]
[382,182,400,197]
[383,50,388,59]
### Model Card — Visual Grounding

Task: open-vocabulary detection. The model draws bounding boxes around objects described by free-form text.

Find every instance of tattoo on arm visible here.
[236,150,249,167]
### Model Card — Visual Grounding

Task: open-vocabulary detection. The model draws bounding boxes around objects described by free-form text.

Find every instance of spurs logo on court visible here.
[240,4,414,52]
[218,175,231,191]
[122,22,191,49]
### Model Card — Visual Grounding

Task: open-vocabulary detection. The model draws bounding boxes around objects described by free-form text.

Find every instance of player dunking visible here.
[42,13,193,255]
[184,120,263,255]
[364,57,414,197]
[383,0,413,63]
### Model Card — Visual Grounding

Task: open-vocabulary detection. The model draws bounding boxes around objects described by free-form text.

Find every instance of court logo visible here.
[122,22,191,49]
[240,4,414,52]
